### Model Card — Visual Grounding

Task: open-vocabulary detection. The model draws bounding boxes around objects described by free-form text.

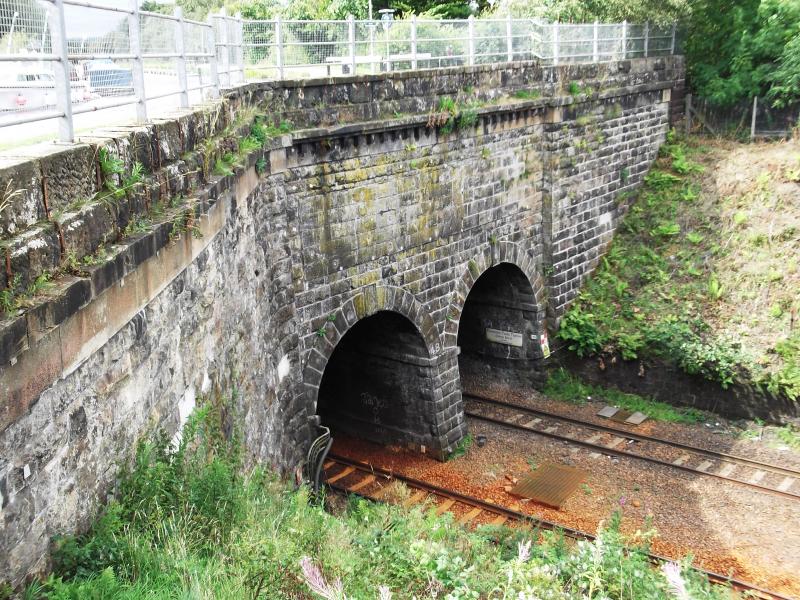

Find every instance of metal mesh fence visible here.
[1,8,680,146]
[241,17,680,80]
[688,96,800,140]
[1,0,216,145]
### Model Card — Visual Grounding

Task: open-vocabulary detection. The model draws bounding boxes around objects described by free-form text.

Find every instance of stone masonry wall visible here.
[0,56,683,586]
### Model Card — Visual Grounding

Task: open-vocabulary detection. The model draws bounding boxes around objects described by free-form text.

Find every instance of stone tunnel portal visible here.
[458,263,544,390]
[317,311,437,449]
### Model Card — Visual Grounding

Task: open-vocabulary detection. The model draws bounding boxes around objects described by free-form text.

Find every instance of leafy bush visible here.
[557,307,606,357]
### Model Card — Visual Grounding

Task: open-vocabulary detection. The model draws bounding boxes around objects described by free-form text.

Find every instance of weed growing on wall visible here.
[18,395,733,599]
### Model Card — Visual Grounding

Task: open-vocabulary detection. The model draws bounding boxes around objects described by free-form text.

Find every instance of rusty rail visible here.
[463,393,800,502]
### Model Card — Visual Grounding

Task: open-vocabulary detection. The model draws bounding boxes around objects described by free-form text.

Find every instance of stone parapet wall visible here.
[0,56,684,586]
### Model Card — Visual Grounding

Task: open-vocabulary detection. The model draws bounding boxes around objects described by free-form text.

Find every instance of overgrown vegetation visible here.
[556,134,800,401]
[544,368,706,423]
[16,398,736,599]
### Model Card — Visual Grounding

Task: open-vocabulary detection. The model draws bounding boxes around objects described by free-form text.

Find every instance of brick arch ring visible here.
[300,284,442,415]
[442,240,547,351]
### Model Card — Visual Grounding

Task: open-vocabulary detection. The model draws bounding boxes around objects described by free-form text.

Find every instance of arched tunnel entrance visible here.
[457,262,544,390]
[317,311,437,450]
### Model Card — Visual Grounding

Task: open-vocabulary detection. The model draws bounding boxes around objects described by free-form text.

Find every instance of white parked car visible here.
[0,64,93,112]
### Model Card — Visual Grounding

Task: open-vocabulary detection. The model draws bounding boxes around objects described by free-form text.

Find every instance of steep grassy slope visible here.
[557,134,800,403]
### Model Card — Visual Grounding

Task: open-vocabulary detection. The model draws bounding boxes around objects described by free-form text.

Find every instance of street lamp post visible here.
[379,8,394,71]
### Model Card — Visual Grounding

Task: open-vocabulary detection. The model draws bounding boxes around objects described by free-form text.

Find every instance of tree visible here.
[685,0,800,106]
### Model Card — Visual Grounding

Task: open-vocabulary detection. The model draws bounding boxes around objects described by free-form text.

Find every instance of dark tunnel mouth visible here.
[457,262,543,389]
[316,310,436,449]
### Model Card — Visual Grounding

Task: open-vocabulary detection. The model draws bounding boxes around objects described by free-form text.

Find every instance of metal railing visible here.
[0,6,679,145]
[0,0,222,143]
[241,17,678,80]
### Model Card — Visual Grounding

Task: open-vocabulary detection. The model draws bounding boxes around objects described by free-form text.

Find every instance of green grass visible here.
[15,395,734,600]
[544,368,706,424]
[775,424,800,450]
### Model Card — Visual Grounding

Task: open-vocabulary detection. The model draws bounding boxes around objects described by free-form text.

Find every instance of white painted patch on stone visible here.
[22,464,31,479]
[179,386,196,425]
[172,387,197,448]
[598,212,612,226]
[277,354,291,382]
[201,370,212,394]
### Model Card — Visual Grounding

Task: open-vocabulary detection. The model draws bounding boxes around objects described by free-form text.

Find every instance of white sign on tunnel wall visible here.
[485,328,524,347]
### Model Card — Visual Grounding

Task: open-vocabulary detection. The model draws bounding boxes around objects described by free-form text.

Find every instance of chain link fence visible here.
[1,6,679,145]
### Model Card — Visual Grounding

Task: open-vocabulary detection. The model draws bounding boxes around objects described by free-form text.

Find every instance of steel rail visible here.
[463,393,800,479]
[325,453,790,600]
[462,394,800,502]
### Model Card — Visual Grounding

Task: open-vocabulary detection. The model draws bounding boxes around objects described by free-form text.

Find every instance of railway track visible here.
[463,392,800,502]
[323,453,790,600]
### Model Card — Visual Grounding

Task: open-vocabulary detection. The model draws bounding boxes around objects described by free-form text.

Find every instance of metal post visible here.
[369,19,376,73]
[684,92,692,136]
[621,20,627,60]
[218,8,229,87]
[275,16,284,80]
[592,20,598,62]
[552,21,558,66]
[235,12,244,83]
[40,11,48,52]
[175,7,189,108]
[643,21,649,58]
[506,13,513,62]
[47,0,73,141]
[670,23,676,55]
[347,15,356,74]
[411,15,417,69]
[750,96,758,140]
[467,15,475,66]
[7,12,18,53]
[128,0,147,123]
[207,13,220,97]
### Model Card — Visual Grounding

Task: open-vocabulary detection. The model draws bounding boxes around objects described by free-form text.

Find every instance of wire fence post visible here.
[621,20,627,60]
[670,23,676,54]
[685,92,692,136]
[643,21,649,58]
[175,7,189,108]
[275,16,284,80]
[235,12,244,83]
[592,20,598,62]
[128,0,147,123]
[467,15,475,66]
[207,12,220,97]
[47,0,74,142]
[552,21,559,65]
[218,8,229,87]
[347,14,356,74]
[411,15,418,69]
[750,96,758,141]
[506,13,513,62]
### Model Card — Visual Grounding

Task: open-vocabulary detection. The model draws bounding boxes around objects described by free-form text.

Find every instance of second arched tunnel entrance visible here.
[457,262,545,392]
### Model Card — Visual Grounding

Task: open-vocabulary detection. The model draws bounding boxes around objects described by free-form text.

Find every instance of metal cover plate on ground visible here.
[625,411,648,425]
[597,406,619,418]
[508,462,588,509]
[609,409,634,423]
